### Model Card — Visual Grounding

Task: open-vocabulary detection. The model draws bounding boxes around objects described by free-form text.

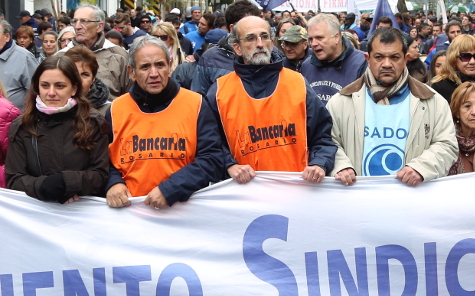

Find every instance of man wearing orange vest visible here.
[206,16,337,184]
[105,35,223,209]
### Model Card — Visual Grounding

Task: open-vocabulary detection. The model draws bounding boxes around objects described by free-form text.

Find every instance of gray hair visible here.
[228,16,274,46]
[76,3,105,23]
[58,26,75,40]
[307,13,341,36]
[128,35,170,70]
[0,20,12,35]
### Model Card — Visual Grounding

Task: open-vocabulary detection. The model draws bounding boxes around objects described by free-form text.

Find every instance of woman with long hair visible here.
[151,22,185,72]
[405,35,428,83]
[65,46,110,115]
[57,26,75,49]
[6,56,109,203]
[432,34,475,103]
[428,50,447,83]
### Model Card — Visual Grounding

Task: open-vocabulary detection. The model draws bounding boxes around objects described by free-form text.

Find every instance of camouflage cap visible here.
[278,26,308,43]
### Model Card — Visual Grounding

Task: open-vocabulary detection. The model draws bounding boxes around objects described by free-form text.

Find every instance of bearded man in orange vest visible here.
[206,16,337,184]
[105,35,223,209]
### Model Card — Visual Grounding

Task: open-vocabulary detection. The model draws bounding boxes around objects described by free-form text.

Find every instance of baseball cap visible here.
[279,25,308,43]
[191,5,202,12]
[205,28,228,44]
[170,8,181,15]
[16,10,31,18]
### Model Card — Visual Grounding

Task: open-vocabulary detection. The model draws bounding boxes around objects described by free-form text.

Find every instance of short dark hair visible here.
[225,0,261,31]
[38,21,53,35]
[420,22,432,30]
[202,13,216,29]
[105,29,123,46]
[377,16,393,26]
[114,14,131,24]
[214,15,226,29]
[164,14,180,26]
[445,20,462,34]
[367,26,408,55]
[58,16,71,25]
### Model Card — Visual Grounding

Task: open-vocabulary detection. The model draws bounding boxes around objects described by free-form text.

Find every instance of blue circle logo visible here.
[363,144,404,176]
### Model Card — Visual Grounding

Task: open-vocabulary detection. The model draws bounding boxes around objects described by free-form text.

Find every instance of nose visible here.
[73,21,82,30]
[256,36,264,48]
[149,65,159,77]
[47,86,56,97]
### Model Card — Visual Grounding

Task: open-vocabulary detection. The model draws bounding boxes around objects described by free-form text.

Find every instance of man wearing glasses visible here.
[278,25,311,72]
[326,27,457,187]
[206,16,336,184]
[139,15,152,34]
[114,14,147,50]
[60,3,132,100]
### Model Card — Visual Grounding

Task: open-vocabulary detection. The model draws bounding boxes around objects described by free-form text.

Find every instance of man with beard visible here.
[206,16,337,184]
[326,27,457,187]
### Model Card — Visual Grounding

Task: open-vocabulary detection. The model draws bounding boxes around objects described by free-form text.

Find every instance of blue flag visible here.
[254,0,287,11]
[368,0,399,35]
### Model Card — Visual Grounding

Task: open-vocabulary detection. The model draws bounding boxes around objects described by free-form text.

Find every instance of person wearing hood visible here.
[301,13,367,104]
[279,25,311,72]
[206,16,337,184]
[41,8,57,32]
[64,46,111,115]
[59,3,132,101]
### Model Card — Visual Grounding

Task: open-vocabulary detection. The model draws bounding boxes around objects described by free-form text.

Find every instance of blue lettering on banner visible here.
[445,238,475,296]
[363,144,405,176]
[327,248,368,296]
[156,263,203,296]
[364,127,408,139]
[0,274,14,296]
[243,215,298,295]
[63,270,90,296]
[113,265,151,296]
[305,252,321,296]
[22,271,54,296]
[424,243,438,295]
[375,245,418,296]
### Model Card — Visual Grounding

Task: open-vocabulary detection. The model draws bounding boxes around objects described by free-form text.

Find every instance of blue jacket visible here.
[185,30,205,52]
[205,53,337,175]
[180,21,199,35]
[300,37,367,104]
[105,79,224,206]
[282,47,312,72]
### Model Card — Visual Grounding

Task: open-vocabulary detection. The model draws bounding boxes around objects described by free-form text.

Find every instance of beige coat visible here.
[326,76,458,181]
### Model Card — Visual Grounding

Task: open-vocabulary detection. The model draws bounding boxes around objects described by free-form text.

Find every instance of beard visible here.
[242,47,272,65]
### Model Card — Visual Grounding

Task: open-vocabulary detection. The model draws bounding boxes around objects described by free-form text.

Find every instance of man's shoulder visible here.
[199,45,234,68]
[1,43,35,62]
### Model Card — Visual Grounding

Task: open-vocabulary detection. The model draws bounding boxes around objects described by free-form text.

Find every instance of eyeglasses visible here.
[281,41,302,48]
[141,20,151,23]
[458,52,475,62]
[59,37,74,43]
[238,33,271,43]
[153,35,169,41]
[71,18,100,26]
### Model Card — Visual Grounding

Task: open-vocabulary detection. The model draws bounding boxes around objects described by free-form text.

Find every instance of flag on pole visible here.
[368,0,399,35]
[254,0,287,11]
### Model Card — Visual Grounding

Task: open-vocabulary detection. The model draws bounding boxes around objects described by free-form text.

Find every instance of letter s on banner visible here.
[243,215,298,295]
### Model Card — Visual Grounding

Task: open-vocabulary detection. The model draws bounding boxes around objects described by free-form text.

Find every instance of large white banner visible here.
[0,172,474,295]
[272,0,398,13]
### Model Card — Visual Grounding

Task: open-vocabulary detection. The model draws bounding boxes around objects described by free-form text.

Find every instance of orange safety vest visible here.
[216,68,307,172]
[109,89,201,196]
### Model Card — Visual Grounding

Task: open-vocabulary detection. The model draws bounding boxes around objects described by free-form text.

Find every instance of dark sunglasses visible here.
[153,34,169,41]
[141,20,151,23]
[458,52,475,62]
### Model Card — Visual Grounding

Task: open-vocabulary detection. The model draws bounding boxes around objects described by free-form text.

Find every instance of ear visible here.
[127,65,136,81]
[404,53,410,65]
[364,52,370,64]
[334,32,340,43]
[4,33,10,43]
[72,85,77,97]
[96,22,105,34]
[168,59,172,77]
[232,42,242,57]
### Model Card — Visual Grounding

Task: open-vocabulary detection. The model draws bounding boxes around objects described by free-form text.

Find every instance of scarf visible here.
[449,123,475,175]
[364,67,409,105]
[36,96,77,115]
[86,78,110,109]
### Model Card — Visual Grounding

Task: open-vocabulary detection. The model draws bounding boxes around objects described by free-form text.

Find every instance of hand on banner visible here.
[397,166,423,186]
[144,187,168,209]
[334,168,356,186]
[302,165,325,183]
[227,164,256,184]
[106,183,132,207]
[65,195,80,203]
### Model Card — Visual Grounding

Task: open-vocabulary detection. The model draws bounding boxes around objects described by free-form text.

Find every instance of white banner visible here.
[272,0,398,13]
[0,173,475,295]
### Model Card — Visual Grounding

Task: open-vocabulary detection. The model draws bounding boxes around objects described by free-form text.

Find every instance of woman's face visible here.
[75,61,95,92]
[38,69,77,107]
[456,51,475,77]
[409,28,418,38]
[43,35,57,56]
[407,41,420,61]
[59,31,75,49]
[279,22,293,38]
[434,55,446,76]
[458,91,475,136]
[153,29,173,47]
[16,34,32,48]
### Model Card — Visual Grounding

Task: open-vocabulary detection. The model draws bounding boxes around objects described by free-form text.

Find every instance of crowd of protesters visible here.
[0,0,475,208]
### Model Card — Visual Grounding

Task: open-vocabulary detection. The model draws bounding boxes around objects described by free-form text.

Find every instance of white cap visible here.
[170,8,181,15]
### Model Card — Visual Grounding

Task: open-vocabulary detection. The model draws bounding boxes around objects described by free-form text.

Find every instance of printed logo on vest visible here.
[363,144,404,176]
[236,121,298,156]
[119,134,187,163]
